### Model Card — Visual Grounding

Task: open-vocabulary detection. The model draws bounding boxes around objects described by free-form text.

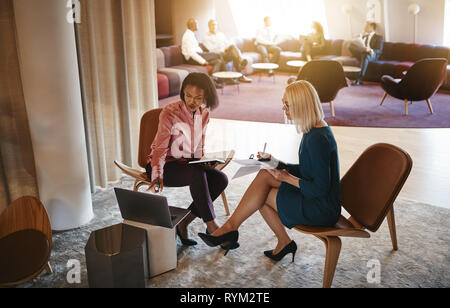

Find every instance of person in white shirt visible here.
[182,18,224,86]
[203,19,252,83]
[348,21,384,85]
[255,16,281,75]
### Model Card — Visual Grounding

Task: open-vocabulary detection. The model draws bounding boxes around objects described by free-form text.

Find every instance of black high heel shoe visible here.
[206,229,240,252]
[198,230,239,255]
[264,241,297,262]
[176,226,197,246]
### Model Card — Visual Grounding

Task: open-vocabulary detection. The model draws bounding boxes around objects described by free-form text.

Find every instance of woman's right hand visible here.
[147,178,164,193]
[257,152,272,161]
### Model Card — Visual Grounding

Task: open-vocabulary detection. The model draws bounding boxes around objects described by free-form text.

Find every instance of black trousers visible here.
[146,161,228,223]
[301,40,325,60]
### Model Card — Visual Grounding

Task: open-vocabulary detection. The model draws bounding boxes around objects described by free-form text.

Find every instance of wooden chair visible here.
[114,108,234,216]
[294,143,413,288]
[0,196,53,287]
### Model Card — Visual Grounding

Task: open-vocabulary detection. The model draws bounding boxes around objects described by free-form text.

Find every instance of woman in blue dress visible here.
[198,80,341,261]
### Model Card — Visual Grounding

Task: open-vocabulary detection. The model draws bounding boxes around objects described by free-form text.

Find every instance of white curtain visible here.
[0,0,39,213]
[76,0,159,191]
[228,0,329,39]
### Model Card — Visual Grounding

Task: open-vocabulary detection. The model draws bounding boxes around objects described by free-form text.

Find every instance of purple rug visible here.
[159,74,450,128]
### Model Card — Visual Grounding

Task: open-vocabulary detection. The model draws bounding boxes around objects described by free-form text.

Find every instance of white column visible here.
[14,0,93,230]
[383,0,391,42]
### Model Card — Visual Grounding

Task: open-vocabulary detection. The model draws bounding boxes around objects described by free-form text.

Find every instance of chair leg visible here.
[316,235,342,288]
[329,101,335,117]
[133,179,140,191]
[380,92,388,106]
[44,262,53,275]
[404,99,409,115]
[221,192,231,216]
[426,99,434,114]
[386,207,398,251]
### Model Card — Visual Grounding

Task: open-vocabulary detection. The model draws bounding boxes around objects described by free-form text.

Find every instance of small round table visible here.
[342,66,361,81]
[342,66,362,74]
[286,60,307,69]
[286,60,307,84]
[212,71,243,95]
[252,63,279,83]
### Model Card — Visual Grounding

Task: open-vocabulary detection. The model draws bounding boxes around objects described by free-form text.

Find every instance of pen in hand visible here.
[258,143,270,162]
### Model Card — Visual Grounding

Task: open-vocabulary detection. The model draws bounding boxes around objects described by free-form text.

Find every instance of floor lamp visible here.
[342,4,353,38]
[408,3,421,43]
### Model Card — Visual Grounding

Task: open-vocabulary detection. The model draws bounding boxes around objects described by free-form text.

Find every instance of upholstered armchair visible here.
[379,58,448,115]
[296,60,348,117]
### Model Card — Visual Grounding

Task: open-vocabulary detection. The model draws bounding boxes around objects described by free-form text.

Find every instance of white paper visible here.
[233,159,264,166]
[232,165,262,180]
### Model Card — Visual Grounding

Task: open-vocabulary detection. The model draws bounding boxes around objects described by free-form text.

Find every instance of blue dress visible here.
[276,127,341,228]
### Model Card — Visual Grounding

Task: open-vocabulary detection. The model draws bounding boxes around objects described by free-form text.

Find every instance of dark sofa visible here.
[156,38,450,98]
[278,39,450,89]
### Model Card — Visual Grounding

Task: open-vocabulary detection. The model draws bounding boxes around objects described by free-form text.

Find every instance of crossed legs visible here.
[213,169,292,254]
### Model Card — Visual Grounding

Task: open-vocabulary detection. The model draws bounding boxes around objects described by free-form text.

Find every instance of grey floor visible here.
[19,167,450,288]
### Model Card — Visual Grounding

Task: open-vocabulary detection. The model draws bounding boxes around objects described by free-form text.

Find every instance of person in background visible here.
[198,81,342,260]
[255,16,282,75]
[348,21,384,85]
[182,18,224,88]
[203,19,252,83]
[146,72,228,247]
[301,21,326,62]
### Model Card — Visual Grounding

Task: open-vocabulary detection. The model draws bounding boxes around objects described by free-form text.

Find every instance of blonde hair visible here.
[284,80,324,133]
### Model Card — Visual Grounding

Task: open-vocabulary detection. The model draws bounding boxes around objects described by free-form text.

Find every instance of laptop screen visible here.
[114,188,174,228]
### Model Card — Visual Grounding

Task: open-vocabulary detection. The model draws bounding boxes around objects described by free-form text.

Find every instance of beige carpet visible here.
[20,163,450,288]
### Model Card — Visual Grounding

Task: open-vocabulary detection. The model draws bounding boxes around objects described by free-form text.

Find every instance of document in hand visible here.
[188,158,225,165]
[232,160,263,180]
[232,158,289,180]
[188,150,232,165]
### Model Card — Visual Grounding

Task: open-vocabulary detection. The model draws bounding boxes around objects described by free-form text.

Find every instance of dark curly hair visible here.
[180,72,219,110]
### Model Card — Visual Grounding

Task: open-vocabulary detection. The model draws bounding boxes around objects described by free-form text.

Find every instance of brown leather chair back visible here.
[0,197,52,286]
[341,143,412,232]
[138,108,163,168]
[400,58,448,101]
[297,60,348,103]
[0,196,52,244]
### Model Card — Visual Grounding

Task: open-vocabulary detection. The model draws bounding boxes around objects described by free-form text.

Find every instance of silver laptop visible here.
[114,188,190,229]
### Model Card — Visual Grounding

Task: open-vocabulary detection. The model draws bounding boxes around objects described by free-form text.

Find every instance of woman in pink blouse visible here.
[146,73,228,246]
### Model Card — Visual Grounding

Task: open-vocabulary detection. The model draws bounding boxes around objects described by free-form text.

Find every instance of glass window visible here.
[228,0,328,40]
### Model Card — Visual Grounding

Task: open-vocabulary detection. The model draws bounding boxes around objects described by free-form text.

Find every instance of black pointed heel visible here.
[264,241,297,262]
[206,229,240,253]
[222,241,240,256]
[198,230,239,248]
[176,227,197,246]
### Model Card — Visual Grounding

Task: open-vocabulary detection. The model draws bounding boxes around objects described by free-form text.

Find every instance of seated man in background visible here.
[255,16,281,75]
[348,21,384,85]
[203,19,252,83]
[182,18,224,88]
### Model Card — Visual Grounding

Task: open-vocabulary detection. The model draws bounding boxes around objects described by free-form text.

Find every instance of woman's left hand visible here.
[266,168,291,183]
